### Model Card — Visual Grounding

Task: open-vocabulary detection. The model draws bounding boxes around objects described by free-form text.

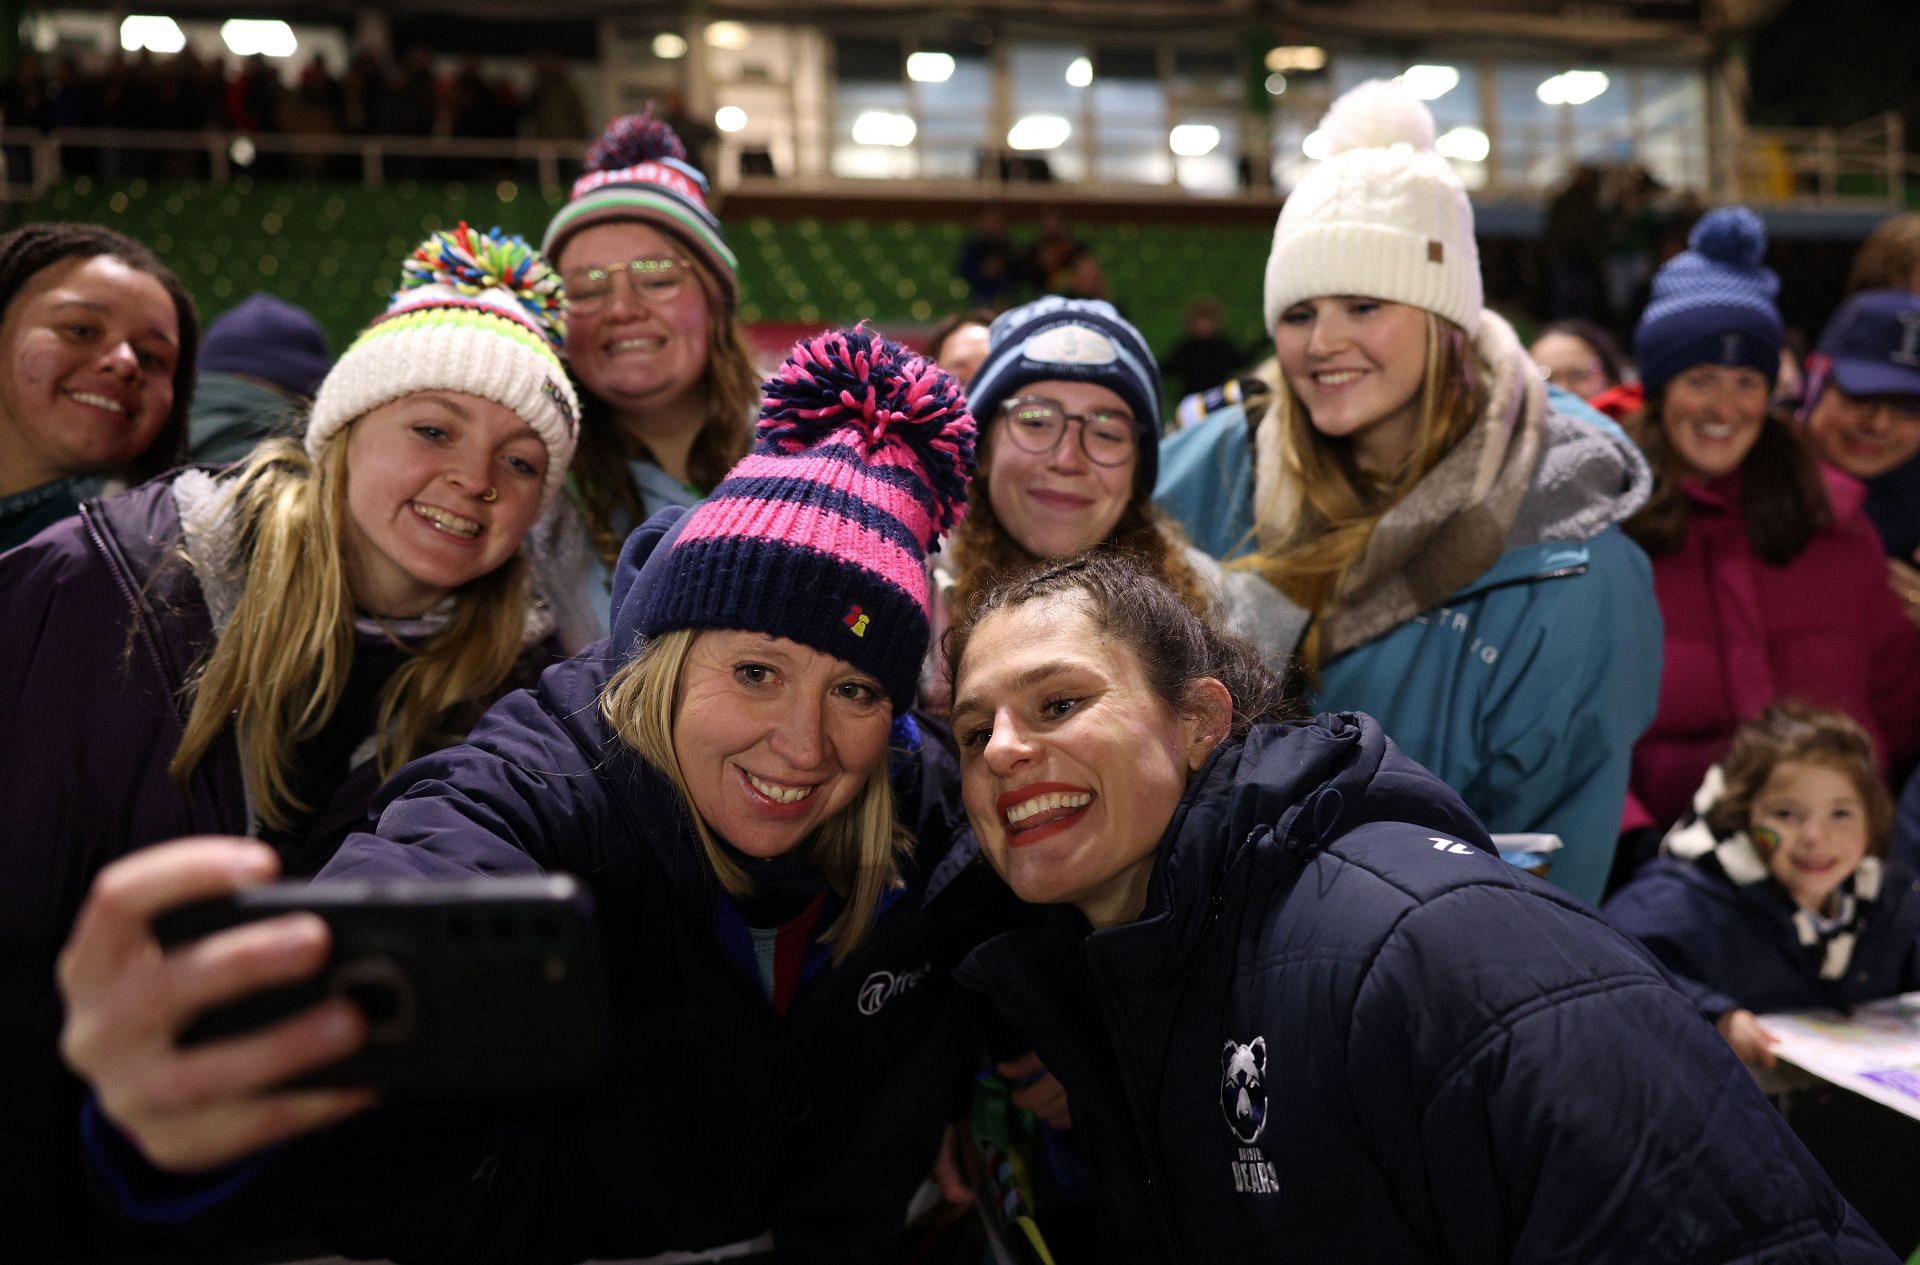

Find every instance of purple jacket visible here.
[0,475,552,1260]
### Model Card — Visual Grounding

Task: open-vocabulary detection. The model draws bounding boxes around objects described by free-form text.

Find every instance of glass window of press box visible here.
[1270,51,1707,197]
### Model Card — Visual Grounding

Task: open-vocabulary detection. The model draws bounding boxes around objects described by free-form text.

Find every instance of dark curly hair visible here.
[0,222,199,484]
[946,551,1305,743]
[1702,702,1892,856]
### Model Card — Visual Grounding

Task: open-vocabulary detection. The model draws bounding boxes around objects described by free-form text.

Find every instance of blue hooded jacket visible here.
[1154,370,1661,906]
[90,507,1024,1264]
[958,713,1893,1262]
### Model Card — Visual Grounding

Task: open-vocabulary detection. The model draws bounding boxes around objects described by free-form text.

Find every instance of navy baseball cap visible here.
[1816,289,1920,399]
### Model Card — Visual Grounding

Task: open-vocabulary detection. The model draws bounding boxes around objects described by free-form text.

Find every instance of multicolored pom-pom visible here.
[760,325,977,535]
[585,105,690,173]
[399,223,568,348]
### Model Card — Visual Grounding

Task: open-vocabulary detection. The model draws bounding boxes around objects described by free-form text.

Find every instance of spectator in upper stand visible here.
[921,309,995,383]
[1159,295,1246,405]
[1620,208,1920,861]
[1529,318,1626,402]
[1846,212,1920,296]
[956,208,1026,309]
[525,51,588,142]
[1542,164,1607,321]
[0,223,197,553]
[1154,81,1661,907]
[189,292,332,464]
[1025,209,1085,294]
[532,107,757,649]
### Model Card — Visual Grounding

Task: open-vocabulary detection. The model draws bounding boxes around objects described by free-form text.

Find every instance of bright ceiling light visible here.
[1265,73,1288,96]
[1398,64,1459,101]
[221,19,297,58]
[1301,129,1330,160]
[1008,114,1072,151]
[652,32,688,60]
[1435,126,1490,163]
[1065,56,1093,88]
[1537,69,1610,106]
[704,21,750,50]
[715,106,748,133]
[852,111,918,147]
[1265,45,1326,74]
[907,51,955,83]
[120,16,185,54]
[1169,124,1222,158]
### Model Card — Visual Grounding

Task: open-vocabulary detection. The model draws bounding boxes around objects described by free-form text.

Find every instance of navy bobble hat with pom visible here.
[542,105,738,302]
[633,326,976,710]
[1634,206,1783,397]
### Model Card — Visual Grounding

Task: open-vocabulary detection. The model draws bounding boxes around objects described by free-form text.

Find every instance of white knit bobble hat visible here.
[306,225,580,509]
[1263,80,1482,334]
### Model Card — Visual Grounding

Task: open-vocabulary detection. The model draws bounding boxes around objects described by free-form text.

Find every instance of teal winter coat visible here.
[1154,325,1661,906]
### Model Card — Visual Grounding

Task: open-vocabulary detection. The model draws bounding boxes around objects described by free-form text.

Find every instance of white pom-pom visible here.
[1318,79,1436,156]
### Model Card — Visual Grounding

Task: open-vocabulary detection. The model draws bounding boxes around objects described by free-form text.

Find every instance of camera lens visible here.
[332,954,417,1044]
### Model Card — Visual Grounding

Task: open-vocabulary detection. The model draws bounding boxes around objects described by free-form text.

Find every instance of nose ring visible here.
[481,486,499,503]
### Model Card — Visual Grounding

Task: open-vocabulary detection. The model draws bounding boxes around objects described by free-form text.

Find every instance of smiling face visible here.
[1659,364,1771,479]
[1804,384,1920,480]
[557,221,713,421]
[0,253,179,494]
[339,391,548,617]
[952,597,1216,927]
[1751,759,1873,916]
[672,630,893,859]
[1274,295,1429,476]
[985,379,1138,559]
[1530,331,1612,399]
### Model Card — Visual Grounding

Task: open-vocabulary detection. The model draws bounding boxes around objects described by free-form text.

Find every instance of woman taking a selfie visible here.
[1152,81,1660,906]
[59,329,1014,1264]
[944,554,1891,1262]
[0,226,577,1261]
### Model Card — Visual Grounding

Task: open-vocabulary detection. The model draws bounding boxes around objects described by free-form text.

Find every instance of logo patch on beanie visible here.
[843,605,870,637]
[1024,325,1118,367]
[1895,313,1920,368]
[1427,240,1444,264]
[542,378,577,432]
[1719,332,1744,365]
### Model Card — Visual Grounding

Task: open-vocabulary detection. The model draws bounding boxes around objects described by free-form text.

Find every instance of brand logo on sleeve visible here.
[857,962,930,1016]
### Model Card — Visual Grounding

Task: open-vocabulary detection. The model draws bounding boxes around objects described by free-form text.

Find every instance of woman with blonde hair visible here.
[1155,81,1662,905]
[534,107,760,648]
[0,225,578,1260]
[57,329,1017,1264]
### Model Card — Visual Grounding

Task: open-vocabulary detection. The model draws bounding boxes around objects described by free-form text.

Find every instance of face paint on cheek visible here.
[1750,825,1782,857]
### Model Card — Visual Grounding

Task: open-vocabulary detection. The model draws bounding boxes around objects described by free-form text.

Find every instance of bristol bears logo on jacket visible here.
[1220,1036,1268,1143]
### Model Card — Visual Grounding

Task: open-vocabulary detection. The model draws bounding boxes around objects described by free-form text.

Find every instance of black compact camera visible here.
[154,875,612,1095]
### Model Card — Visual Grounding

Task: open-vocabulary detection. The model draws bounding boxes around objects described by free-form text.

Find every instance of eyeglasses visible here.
[997,396,1137,467]
[1825,389,1920,428]
[561,256,691,311]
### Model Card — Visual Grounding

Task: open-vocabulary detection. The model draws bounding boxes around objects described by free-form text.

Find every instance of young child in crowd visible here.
[1606,703,1920,1068]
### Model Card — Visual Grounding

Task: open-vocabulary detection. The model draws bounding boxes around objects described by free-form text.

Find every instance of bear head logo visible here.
[1220,1036,1268,1145]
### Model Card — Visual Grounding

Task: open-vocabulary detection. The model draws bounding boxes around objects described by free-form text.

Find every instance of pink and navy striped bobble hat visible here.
[634,326,976,710]
[541,105,737,304]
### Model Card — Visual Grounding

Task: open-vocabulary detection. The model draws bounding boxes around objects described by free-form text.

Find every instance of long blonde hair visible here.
[170,436,533,833]
[1235,312,1482,667]
[600,627,907,961]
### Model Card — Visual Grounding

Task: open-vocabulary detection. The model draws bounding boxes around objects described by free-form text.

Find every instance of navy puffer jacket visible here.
[959,714,1893,1263]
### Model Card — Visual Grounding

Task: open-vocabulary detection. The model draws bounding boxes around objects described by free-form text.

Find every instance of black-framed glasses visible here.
[997,395,1137,467]
[561,256,691,311]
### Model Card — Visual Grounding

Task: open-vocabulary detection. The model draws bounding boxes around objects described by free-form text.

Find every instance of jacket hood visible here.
[1101,710,1492,983]
[1505,377,1653,548]
[606,504,695,659]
